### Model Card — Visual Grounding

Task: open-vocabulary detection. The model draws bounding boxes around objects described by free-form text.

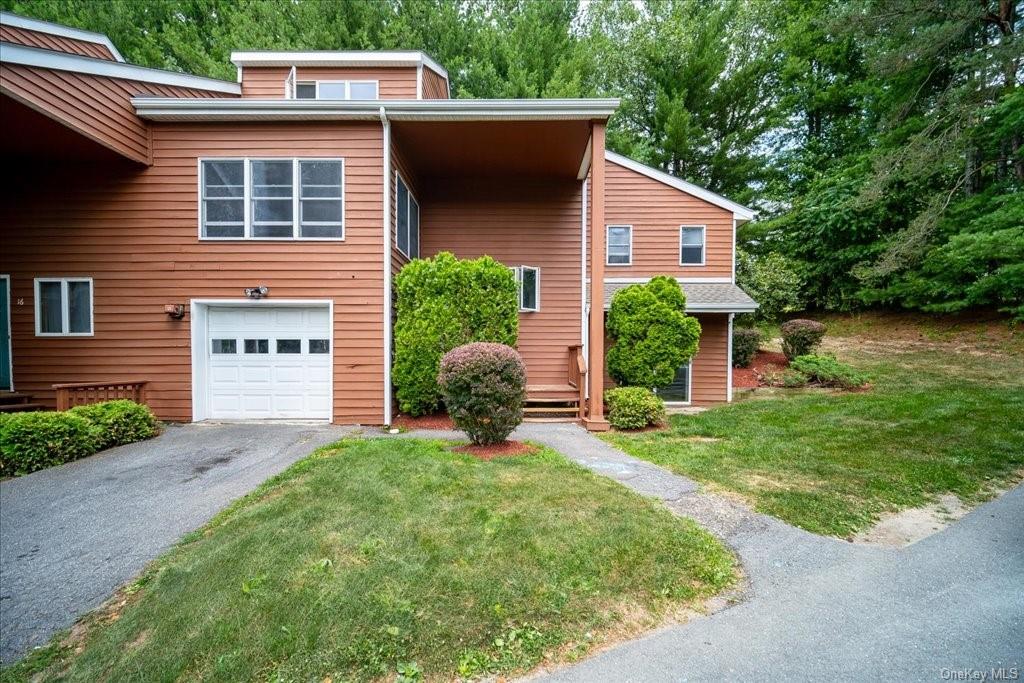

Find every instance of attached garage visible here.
[191,301,332,421]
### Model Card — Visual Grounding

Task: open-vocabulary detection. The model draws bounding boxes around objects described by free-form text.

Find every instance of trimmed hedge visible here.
[732,327,762,368]
[393,252,519,416]
[780,319,826,360]
[790,354,870,389]
[606,276,701,388]
[0,400,160,477]
[605,387,665,430]
[438,342,526,445]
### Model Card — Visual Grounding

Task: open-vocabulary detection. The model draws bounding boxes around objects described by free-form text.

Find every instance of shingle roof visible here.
[599,280,758,312]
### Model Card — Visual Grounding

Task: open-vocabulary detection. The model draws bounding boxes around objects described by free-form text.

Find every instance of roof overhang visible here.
[230,50,449,80]
[599,279,759,313]
[0,41,241,95]
[605,150,756,222]
[1,10,124,62]
[132,97,620,122]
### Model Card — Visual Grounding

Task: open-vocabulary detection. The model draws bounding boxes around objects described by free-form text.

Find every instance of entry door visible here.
[206,306,331,420]
[0,276,10,391]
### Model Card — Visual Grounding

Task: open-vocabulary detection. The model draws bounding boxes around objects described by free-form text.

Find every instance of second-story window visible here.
[606,225,632,265]
[201,159,344,240]
[294,80,379,100]
[680,226,706,265]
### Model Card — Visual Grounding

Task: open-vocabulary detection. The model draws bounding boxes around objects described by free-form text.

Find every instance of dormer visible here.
[231,51,450,100]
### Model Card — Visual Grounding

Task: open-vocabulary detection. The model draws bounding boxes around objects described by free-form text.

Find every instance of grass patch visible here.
[603,345,1024,537]
[3,438,733,682]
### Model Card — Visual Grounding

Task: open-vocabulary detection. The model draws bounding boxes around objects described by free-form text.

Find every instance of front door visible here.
[0,276,11,391]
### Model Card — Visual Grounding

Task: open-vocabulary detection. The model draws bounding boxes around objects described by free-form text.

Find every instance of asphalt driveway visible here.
[0,422,352,663]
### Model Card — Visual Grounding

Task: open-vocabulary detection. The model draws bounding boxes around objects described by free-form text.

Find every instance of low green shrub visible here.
[70,400,160,449]
[780,319,826,360]
[438,342,527,445]
[732,327,762,368]
[781,369,810,387]
[605,387,666,430]
[790,354,869,389]
[0,411,98,476]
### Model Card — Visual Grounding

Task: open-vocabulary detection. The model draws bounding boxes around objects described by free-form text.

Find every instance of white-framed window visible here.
[293,80,379,100]
[654,361,691,404]
[680,225,706,265]
[607,225,632,265]
[395,172,420,259]
[34,277,93,336]
[199,158,344,240]
[511,266,541,312]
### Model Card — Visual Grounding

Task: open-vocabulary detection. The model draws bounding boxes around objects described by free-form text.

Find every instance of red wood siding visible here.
[419,178,584,385]
[240,66,419,99]
[0,24,117,60]
[0,123,387,424]
[603,313,729,406]
[0,63,233,164]
[421,67,448,99]
[598,157,734,277]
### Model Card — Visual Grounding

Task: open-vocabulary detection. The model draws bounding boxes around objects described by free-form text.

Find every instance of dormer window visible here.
[293,80,378,100]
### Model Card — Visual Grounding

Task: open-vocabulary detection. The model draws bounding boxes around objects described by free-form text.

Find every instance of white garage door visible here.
[206,306,331,420]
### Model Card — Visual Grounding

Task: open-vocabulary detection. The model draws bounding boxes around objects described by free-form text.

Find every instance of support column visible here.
[584,121,610,431]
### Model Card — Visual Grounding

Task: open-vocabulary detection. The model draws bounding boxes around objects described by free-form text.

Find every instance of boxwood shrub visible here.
[780,319,826,360]
[732,327,762,368]
[0,411,98,476]
[438,342,527,445]
[605,387,666,430]
[70,399,160,449]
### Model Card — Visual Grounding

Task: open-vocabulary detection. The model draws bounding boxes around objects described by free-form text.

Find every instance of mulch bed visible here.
[732,350,789,388]
[451,441,538,460]
[392,413,454,430]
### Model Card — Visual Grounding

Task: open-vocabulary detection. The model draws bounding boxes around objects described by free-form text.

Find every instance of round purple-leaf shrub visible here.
[438,342,527,445]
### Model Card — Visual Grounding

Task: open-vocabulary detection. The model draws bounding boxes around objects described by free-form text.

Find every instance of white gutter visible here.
[1,10,124,62]
[380,106,393,425]
[131,97,620,121]
[581,178,590,401]
[0,41,240,95]
[727,313,735,402]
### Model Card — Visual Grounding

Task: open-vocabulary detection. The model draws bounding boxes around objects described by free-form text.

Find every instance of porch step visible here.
[523,416,581,423]
[526,384,579,401]
[524,405,579,414]
[0,391,34,405]
[0,402,46,413]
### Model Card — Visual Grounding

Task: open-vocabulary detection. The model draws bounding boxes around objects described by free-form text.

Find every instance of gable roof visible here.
[0,10,124,62]
[605,150,755,221]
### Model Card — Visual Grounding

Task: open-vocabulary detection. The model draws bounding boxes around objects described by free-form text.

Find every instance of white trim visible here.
[680,225,706,266]
[605,224,632,266]
[33,277,94,337]
[0,11,124,62]
[416,62,423,100]
[381,107,393,425]
[577,136,592,180]
[604,150,755,221]
[731,217,738,283]
[230,50,450,79]
[601,276,734,284]
[513,266,541,313]
[0,42,240,94]
[659,361,692,406]
[284,66,296,98]
[189,299,334,423]
[0,274,12,391]
[727,313,734,403]
[581,179,589,402]
[132,97,620,121]
[198,157,346,241]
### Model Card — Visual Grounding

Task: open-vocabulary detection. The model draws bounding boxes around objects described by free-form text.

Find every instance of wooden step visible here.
[524,416,581,423]
[0,392,34,405]
[525,397,579,404]
[0,402,46,413]
[524,405,579,414]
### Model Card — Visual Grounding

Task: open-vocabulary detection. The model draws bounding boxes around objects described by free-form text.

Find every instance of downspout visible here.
[380,106,393,425]
[581,178,589,401]
[727,313,734,403]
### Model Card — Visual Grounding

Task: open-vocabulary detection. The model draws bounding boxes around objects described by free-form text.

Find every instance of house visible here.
[0,11,757,430]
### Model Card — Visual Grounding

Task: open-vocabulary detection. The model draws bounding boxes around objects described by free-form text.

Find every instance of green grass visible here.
[3,438,734,682]
[603,345,1024,537]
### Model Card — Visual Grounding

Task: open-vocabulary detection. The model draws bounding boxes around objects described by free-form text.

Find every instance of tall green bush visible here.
[606,276,701,388]
[393,252,519,416]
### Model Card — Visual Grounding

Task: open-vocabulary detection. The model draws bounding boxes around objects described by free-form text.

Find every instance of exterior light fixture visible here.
[244,285,269,299]
[164,303,185,319]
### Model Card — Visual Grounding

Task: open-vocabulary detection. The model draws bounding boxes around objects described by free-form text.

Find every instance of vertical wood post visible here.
[584,122,610,431]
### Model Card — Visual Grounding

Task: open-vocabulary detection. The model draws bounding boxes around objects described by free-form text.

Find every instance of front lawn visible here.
[604,340,1024,537]
[4,438,734,682]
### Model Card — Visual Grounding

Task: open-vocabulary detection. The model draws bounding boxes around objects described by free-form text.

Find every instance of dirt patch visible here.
[852,494,969,547]
[732,350,789,388]
[450,440,538,460]
[392,412,454,430]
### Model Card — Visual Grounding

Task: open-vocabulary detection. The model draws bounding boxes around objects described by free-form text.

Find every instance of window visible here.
[309,339,330,354]
[654,362,691,403]
[211,339,236,354]
[276,339,301,354]
[511,266,541,312]
[607,225,632,265]
[395,173,420,258]
[293,80,378,100]
[244,339,269,354]
[34,278,92,336]
[680,226,705,265]
[200,158,344,240]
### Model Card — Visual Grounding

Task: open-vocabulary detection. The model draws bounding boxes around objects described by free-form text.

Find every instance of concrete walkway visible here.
[405,423,1024,682]
[0,422,352,663]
